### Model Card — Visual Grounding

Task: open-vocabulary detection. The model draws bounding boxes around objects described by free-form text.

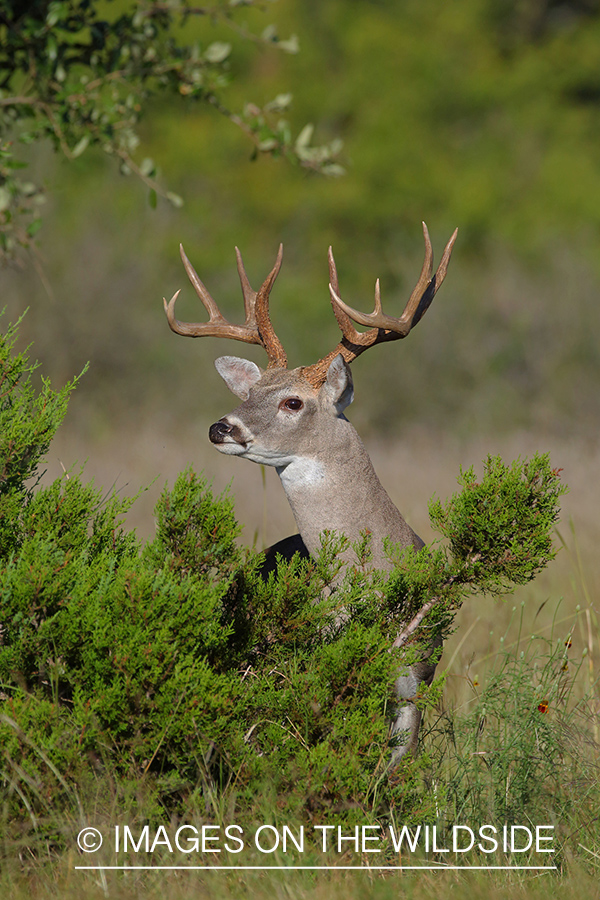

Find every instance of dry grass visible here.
[3,853,599,900]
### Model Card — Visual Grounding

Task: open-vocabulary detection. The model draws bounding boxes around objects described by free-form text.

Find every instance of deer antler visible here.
[300,223,458,387]
[163,243,287,368]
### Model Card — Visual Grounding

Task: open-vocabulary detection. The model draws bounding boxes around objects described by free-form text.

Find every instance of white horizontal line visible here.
[75,865,558,871]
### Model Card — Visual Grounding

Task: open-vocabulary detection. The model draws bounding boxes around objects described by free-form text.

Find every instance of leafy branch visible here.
[386,454,565,651]
[0,0,343,259]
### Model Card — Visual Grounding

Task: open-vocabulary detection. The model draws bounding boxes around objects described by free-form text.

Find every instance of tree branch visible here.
[391,552,481,649]
[391,596,441,649]
[0,96,39,107]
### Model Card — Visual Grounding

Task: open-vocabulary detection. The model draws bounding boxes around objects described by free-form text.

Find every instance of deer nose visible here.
[209,420,233,444]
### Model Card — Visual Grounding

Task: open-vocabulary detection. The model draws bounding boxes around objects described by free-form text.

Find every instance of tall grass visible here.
[426,610,599,859]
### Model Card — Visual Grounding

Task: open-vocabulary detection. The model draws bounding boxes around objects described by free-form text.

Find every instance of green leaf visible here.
[204,42,232,64]
[265,93,293,111]
[295,124,314,150]
[26,218,43,238]
[47,34,58,62]
[140,157,156,177]
[71,136,90,159]
[279,34,300,54]
[166,192,184,208]
[321,163,346,177]
[258,138,278,151]
[261,25,277,42]
[46,2,67,29]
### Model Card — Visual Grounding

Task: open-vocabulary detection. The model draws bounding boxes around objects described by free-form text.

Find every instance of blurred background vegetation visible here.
[3,0,600,432]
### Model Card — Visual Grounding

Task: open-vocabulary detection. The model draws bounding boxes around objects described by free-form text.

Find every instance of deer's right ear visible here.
[214,356,263,400]
[323,354,354,413]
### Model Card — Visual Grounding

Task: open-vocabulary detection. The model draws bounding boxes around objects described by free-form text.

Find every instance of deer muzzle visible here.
[209,418,248,448]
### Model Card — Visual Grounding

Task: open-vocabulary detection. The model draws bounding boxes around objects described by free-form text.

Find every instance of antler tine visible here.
[402,220,434,324]
[403,224,458,329]
[234,246,258,327]
[300,225,457,388]
[180,244,226,323]
[163,244,262,345]
[164,243,289,358]
[330,223,458,337]
[255,243,287,369]
[432,225,459,289]
[327,246,367,343]
[328,245,339,294]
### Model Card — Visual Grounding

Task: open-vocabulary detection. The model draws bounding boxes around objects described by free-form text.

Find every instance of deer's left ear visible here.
[322,354,354,413]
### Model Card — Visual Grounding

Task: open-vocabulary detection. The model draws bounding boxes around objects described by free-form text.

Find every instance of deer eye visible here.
[280,397,304,412]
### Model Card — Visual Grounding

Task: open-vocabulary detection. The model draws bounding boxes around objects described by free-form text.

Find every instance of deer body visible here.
[164,224,457,764]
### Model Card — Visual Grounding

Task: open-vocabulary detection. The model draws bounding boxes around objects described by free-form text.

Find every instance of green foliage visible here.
[1,320,588,865]
[145,467,243,579]
[0,316,80,497]
[0,0,342,257]
[430,454,566,594]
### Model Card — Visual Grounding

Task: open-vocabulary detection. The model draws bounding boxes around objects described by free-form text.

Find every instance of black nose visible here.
[209,420,232,444]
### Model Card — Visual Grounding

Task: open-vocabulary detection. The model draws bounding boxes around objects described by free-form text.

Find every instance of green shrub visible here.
[2,317,586,862]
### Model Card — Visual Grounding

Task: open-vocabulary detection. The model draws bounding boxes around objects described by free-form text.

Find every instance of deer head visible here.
[164,224,457,532]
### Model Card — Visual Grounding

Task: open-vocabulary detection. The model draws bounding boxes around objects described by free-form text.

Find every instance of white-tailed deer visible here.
[164,223,457,765]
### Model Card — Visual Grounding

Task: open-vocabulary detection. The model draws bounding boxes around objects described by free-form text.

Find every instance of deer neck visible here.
[275,418,422,566]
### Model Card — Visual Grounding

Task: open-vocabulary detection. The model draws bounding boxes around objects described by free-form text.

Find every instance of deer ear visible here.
[323,354,354,413]
[215,356,263,400]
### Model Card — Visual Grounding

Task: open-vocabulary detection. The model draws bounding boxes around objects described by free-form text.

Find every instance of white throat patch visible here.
[277,457,326,489]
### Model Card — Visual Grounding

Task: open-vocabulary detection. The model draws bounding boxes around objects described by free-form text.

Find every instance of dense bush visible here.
[1,318,584,857]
